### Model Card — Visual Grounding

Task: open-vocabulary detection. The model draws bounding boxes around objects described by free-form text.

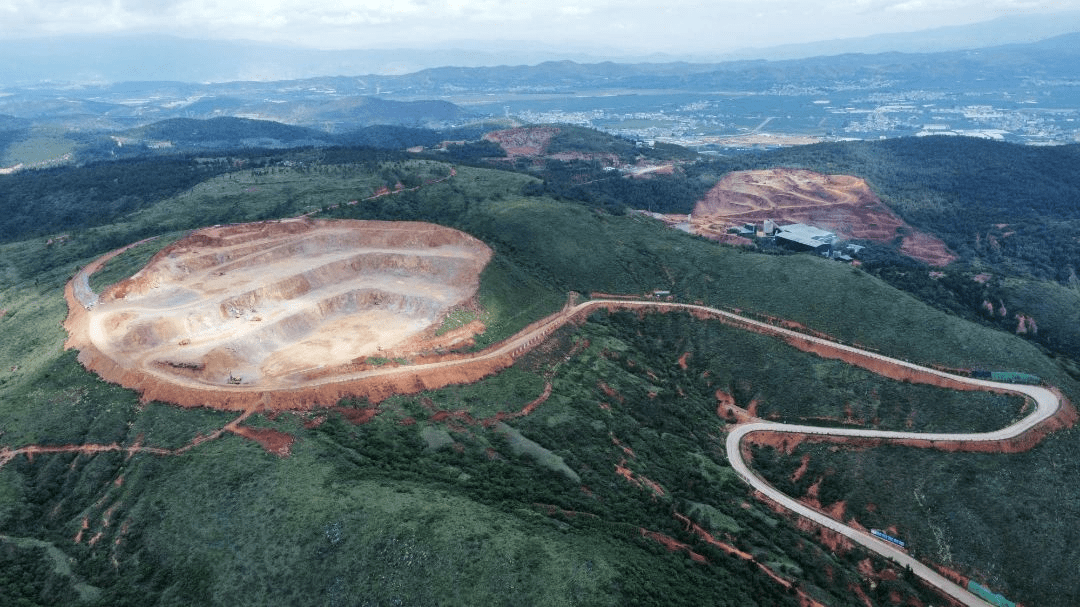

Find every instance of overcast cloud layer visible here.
[1,0,1077,54]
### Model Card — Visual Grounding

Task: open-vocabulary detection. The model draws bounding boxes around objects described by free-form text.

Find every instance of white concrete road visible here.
[68,258,1057,605]
[592,300,1055,606]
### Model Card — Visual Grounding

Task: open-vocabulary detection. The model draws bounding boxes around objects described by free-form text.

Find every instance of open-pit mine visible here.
[686,169,957,266]
[64,219,492,408]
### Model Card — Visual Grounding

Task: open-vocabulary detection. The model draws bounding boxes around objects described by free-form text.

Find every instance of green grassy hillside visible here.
[1,146,1077,605]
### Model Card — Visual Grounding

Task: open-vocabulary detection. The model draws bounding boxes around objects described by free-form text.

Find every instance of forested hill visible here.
[124,117,328,146]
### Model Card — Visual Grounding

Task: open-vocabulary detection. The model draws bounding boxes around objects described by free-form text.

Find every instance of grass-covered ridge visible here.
[1,145,1077,605]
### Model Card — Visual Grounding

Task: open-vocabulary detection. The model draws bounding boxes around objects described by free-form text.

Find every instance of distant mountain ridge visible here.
[381,32,1080,95]
[2,31,1079,161]
[1,12,1078,85]
[723,11,1080,60]
[9,31,1075,103]
[0,89,475,133]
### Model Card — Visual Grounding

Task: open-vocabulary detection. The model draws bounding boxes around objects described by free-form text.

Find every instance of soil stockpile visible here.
[65,219,492,408]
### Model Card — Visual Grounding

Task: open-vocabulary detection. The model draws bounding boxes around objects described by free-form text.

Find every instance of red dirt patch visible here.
[482,128,624,167]
[335,407,381,425]
[229,426,294,456]
[790,454,811,483]
[900,232,957,267]
[515,381,553,417]
[932,563,971,588]
[794,516,858,554]
[597,381,625,403]
[744,431,807,456]
[481,381,553,427]
[483,127,560,158]
[610,433,636,458]
[677,351,691,370]
[430,409,478,426]
[74,516,89,544]
[615,458,665,497]
[852,583,875,607]
[674,512,753,560]
[689,169,956,266]
[714,390,736,410]
[639,528,707,563]
[857,556,899,582]
[303,414,327,429]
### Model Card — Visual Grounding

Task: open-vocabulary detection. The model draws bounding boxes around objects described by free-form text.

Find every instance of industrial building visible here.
[771,223,836,254]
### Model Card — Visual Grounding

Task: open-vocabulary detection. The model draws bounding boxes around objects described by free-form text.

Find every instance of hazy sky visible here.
[1,0,1077,53]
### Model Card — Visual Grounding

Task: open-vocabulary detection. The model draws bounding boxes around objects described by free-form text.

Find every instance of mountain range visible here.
[1,12,1079,86]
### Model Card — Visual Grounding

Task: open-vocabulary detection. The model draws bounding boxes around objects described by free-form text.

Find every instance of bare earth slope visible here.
[691,169,957,266]
[65,219,491,407]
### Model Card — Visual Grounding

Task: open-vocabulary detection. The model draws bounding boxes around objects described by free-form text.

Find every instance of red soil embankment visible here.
[741,390,1076,458]
[616,459,666,497]
[780,332,986,393]
[61,342,520,411]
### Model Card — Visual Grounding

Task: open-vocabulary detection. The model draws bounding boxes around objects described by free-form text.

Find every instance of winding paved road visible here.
[68,251,1060,604]
[396,297,1055,607]
[571,301,1056,606]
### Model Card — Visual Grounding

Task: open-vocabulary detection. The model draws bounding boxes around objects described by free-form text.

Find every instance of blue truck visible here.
[870,529,906,548]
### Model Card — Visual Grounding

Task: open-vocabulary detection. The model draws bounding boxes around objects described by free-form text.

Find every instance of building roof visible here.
[775,223,835,249]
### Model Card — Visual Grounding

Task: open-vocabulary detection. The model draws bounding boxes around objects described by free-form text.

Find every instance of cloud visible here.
[857,0,1070,12]
[0,0,1077,53]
